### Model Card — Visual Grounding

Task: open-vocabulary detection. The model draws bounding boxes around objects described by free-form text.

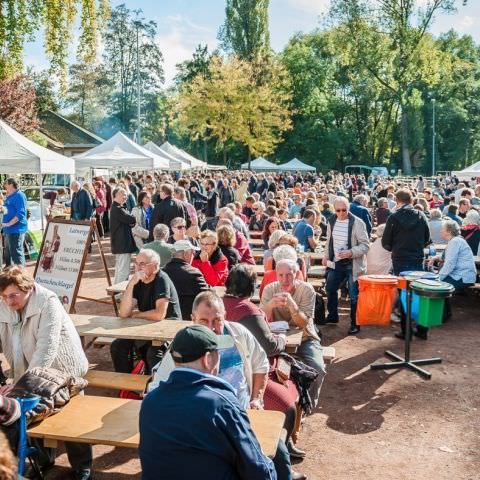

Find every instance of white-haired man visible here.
[261,259,325,408]
[322,197,370,335]
[110,249,182,374]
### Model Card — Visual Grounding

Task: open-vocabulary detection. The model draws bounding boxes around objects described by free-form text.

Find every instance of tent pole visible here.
[39,174,45,232]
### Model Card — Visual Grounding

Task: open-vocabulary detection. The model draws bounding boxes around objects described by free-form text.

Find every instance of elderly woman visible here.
[131,191,153,250]
[261,216,281,250]
[263,229,288,266]
[191,230,229,286]
[264,234,307,279]
[216,224,241,270]
[0,266,91,479]
[249,202,268,231]
[428,209,447,245]
[461,209,480,255]
[366,224,392,275]
[168,217,198,247]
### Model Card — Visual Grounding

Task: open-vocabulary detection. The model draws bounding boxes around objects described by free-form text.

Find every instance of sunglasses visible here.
[335,209,347,213]
[175,225,186,230]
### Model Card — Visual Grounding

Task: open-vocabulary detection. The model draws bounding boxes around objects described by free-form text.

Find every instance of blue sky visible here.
[24,0,480,85]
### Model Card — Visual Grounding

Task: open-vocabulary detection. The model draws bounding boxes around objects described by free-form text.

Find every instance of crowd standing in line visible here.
[0,169,479,479]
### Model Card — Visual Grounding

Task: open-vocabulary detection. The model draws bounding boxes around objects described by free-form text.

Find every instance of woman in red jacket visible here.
[192,230,229,286]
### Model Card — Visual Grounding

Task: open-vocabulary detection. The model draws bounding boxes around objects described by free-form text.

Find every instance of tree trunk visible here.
[247,147,251,170]
[203,139,208,163]
[223,148,227,166]
[401,107,412,175]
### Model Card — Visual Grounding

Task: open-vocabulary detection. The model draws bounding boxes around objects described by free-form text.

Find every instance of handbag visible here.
[132,224,150,240]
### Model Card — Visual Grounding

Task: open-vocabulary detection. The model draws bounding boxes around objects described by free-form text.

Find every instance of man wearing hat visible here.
[163,240,210,319]
[139,325,276,480]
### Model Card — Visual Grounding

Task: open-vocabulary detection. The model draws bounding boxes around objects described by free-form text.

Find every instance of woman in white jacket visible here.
[0,266,92,479]
[131,191,153,250]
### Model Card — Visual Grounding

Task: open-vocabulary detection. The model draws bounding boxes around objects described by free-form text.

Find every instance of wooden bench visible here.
[27,395,285,458]
[85,370,150,392]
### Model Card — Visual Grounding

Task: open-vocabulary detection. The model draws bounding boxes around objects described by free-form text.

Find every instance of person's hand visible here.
[270,293,288,309]
[322,257,328,267]
[249,398,264,410]
[191,186,197,193]
[337,249,353,259]
[284,293,297,312]
[130,271,146,286]
[200,251,209,262]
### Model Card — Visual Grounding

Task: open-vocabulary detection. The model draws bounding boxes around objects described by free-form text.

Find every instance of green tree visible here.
[0,0,110,79]
[175,44,214,86]
[102,4,164,134]
[218,0,271,60]
[28,68,59,113]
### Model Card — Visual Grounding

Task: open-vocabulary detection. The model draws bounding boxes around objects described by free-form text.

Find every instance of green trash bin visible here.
[410,279,455,328]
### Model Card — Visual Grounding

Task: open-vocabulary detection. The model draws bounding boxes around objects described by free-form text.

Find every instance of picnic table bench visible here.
[27,395,285,458]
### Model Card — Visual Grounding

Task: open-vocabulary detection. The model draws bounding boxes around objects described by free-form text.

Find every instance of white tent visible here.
[74,132,169,174]
[452,162,480,179]
[144,141,190,171]
[0,119,75,175]
[276,158,316,172]
[241,157,279,171]
[160,141,207,169]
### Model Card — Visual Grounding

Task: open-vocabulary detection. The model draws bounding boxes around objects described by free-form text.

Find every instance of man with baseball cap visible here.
[139,325,276,480]
[163,240,210,319]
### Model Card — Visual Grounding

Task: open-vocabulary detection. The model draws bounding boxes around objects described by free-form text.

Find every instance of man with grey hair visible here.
[322,197,370,335]
[111,249,182,374]
[261,259,325,408]
[142,223,173,268]
[350,194,372,236]
[376,197,391,225]
[110,186,137,284]
[163,240,209,319]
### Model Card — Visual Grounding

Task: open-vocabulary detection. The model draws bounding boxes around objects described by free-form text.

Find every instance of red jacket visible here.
[192,248,229,286]
[235,231,255,265]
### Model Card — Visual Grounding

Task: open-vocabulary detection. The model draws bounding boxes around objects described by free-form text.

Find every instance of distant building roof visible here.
[38,110,104,148]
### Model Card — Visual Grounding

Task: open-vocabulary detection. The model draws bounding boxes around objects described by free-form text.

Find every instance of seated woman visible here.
[248,202,268,231]
[223,265,302,457]
[263,229,288,266]
[461,210,480,255]
[428,209,447,245]
[260,245,305,298]
[261,217,281,250]
[168,217,198,247]
[192,230,229,287]
[366,224,392,275]
[216,224,241,270]
[0,266,91,479]
[264,234,307,278]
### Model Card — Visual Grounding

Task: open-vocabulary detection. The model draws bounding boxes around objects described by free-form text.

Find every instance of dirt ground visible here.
[12,238,480,479]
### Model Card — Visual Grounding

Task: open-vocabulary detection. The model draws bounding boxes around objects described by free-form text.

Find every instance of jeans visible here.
[272,439,292,480]
[114,253,131,284]
[392,260,428,336]
[325,262,358,327]
[33,439,92,472]
[296,338,326,409]
[5,232,25,266]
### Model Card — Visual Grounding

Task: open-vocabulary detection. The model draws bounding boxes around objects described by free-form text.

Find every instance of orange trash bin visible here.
[357,275,399,326]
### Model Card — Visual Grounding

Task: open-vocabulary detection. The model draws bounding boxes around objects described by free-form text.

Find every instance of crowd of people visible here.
[0,168,479,479]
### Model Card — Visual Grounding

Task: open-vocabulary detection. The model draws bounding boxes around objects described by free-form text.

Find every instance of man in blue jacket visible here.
[2,178,28,266]
[139,325,277,480]
[350,194,372,236]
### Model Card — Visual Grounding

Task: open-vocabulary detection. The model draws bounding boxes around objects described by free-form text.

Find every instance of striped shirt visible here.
[0,395,20,426]
[332,219,349,261]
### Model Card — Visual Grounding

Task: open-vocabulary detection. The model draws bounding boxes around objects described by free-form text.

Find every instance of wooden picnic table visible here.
[28,395,285,458]
[72,314,190,347]
[250,238,265,248]
[252,250,325,265]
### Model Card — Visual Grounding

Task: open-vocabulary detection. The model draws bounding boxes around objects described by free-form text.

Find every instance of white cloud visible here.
[287,0,330,15]
[156,15,218,86]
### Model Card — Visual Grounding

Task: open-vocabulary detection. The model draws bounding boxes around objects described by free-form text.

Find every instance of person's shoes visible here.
[292,470,307,480]
[414,330,428,340]
[390,312,401,323]
[287,439,306,459]
[324,317,339,324]
[74,468,92,480]
[348,325,360,335]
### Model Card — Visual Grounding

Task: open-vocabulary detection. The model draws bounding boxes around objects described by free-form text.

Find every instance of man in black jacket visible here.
[191,179,218,227]
[150,184,187,239]
[163,240,210,319]
[382,188,431,339]
[70,181,93,221]
[110,187,137,284]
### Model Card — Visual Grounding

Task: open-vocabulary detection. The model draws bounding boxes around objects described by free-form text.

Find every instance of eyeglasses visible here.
[335,209,347,213]
[1,292,21,302]
[201,242,216,247]
[135,262,153,268]
[175,225,186,230]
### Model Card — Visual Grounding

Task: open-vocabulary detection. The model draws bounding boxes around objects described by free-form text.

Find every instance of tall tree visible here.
[175,44,214,86]
[218,0,271,59]
[0,0,110,79]
[102,4,164,135]
[28,69,59,114]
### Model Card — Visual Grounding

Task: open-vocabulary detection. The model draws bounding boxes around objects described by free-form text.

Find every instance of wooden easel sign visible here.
[33,218,93,313]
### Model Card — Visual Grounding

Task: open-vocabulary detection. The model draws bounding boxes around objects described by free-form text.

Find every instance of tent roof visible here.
[74,132,169,171]
[0,119,75,174]
[277,158,316,172]
[452,161,480,178]
[144,141,190,171]
[241,157,279,170]
[160,142,206,169]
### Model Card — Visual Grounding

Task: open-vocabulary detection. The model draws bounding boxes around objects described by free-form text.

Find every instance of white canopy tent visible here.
[452,162,480,180]
[276,158,316,172]
[74,132,169,174]
[241,157,279,171]
[160,141,207,169]
[144,141,190,171]
[0,119,76,228]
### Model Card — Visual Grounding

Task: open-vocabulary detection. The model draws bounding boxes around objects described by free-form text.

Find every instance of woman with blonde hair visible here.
[217,224,241,270]
[234,180,249,204]
[191,230,229,286]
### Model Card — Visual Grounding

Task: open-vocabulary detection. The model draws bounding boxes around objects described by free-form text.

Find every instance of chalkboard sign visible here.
[34,219,93,312]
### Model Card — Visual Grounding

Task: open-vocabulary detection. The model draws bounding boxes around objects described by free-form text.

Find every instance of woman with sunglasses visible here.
[191,230,229,287]
[168,217,199,247]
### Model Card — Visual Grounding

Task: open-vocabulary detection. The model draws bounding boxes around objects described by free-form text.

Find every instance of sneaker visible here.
[348,325,360,335]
